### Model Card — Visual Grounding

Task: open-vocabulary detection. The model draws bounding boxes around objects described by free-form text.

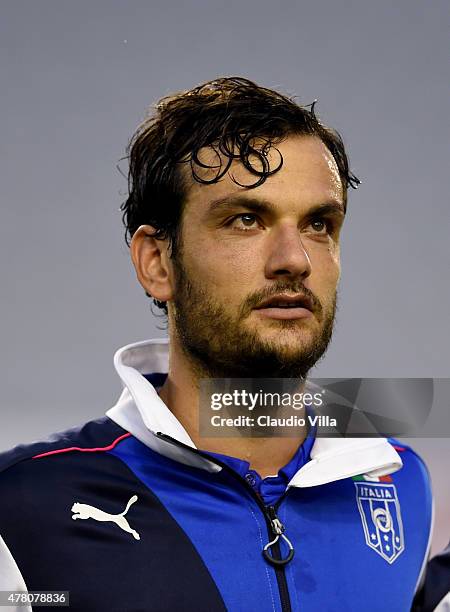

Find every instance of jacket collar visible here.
[106,338,402,487]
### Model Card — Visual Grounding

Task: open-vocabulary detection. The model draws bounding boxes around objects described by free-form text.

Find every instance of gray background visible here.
[1,1,448,554]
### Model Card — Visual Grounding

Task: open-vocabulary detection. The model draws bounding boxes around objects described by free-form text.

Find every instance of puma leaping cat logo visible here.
[71,495,140,540]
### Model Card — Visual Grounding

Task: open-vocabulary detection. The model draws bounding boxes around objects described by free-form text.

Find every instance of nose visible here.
[264,224,312,280]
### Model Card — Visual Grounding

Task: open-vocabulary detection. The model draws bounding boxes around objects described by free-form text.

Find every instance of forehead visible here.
[182,135,344,214]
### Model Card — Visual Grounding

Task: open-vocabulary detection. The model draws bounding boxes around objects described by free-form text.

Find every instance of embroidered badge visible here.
[354,479,404,563]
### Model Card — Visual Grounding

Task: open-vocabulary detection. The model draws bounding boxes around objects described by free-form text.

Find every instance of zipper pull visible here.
[263,506,295,566]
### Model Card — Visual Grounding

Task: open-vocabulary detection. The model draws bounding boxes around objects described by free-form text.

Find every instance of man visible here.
[0,77,444,611]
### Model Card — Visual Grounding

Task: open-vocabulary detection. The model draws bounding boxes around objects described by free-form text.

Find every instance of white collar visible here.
[106,338,402,487]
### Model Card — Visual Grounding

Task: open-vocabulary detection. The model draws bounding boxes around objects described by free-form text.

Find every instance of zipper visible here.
[156,432,293,612]
[263,505,294,565]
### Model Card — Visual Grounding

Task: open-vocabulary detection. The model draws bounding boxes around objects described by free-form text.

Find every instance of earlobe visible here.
[130,225,174,302]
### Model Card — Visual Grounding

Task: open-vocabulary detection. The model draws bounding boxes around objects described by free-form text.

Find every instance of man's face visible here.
[169,135,345,379]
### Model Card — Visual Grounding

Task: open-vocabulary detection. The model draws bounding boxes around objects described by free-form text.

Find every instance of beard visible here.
[170,254,337,380]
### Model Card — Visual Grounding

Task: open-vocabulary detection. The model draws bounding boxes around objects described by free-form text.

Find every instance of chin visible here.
[260,334,316,355]
[260,323,316,342]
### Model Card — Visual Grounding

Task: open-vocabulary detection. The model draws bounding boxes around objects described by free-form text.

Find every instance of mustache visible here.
[242,283,323,316]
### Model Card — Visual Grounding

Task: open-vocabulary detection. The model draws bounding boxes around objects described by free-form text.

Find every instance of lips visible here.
[254,293,314,312]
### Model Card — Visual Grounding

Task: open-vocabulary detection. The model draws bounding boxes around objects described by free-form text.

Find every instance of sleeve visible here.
[412,542,450,612]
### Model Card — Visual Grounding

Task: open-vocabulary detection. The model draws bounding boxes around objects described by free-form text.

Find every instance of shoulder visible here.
[387,439,436,599]
[388,438,432,481]
[0,415,135,553]
[386,437,433,512]
[0,416,130,490]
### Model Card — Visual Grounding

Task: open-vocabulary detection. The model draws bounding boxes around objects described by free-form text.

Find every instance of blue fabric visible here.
[109,435,284,612]
[108,434,432,611]
[132,372,433,610]
[0,371,435,611]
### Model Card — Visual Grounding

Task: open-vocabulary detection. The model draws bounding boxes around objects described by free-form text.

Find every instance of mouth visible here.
[253,293,315,321]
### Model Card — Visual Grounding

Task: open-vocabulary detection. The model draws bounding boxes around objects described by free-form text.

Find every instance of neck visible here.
[157,332,307,479]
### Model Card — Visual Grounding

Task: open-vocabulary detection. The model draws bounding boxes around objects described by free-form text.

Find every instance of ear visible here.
[130,225,174,303]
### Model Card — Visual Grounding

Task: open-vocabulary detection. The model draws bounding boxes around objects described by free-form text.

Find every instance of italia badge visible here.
[354,476,405,563]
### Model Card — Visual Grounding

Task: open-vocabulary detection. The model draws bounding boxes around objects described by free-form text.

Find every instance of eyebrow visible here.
[206,194,345,217]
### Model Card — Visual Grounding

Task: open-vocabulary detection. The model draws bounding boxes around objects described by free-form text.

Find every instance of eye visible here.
[308,217,331,234]
[228,213,261,230]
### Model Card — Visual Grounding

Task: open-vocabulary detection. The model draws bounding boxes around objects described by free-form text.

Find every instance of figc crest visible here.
[355,482,405,563]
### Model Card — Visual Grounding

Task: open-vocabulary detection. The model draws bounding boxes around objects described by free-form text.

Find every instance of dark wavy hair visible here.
[120,76,360,314]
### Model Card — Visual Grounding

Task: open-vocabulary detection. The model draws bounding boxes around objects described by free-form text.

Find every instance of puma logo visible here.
[71,494,140,540]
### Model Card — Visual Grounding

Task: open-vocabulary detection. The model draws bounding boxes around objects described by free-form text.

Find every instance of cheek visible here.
[329,245,341,282]
[309,243,341,289]
[184,238,260,289]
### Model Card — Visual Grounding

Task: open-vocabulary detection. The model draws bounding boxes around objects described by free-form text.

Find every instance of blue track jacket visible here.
[0,338,443,611]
